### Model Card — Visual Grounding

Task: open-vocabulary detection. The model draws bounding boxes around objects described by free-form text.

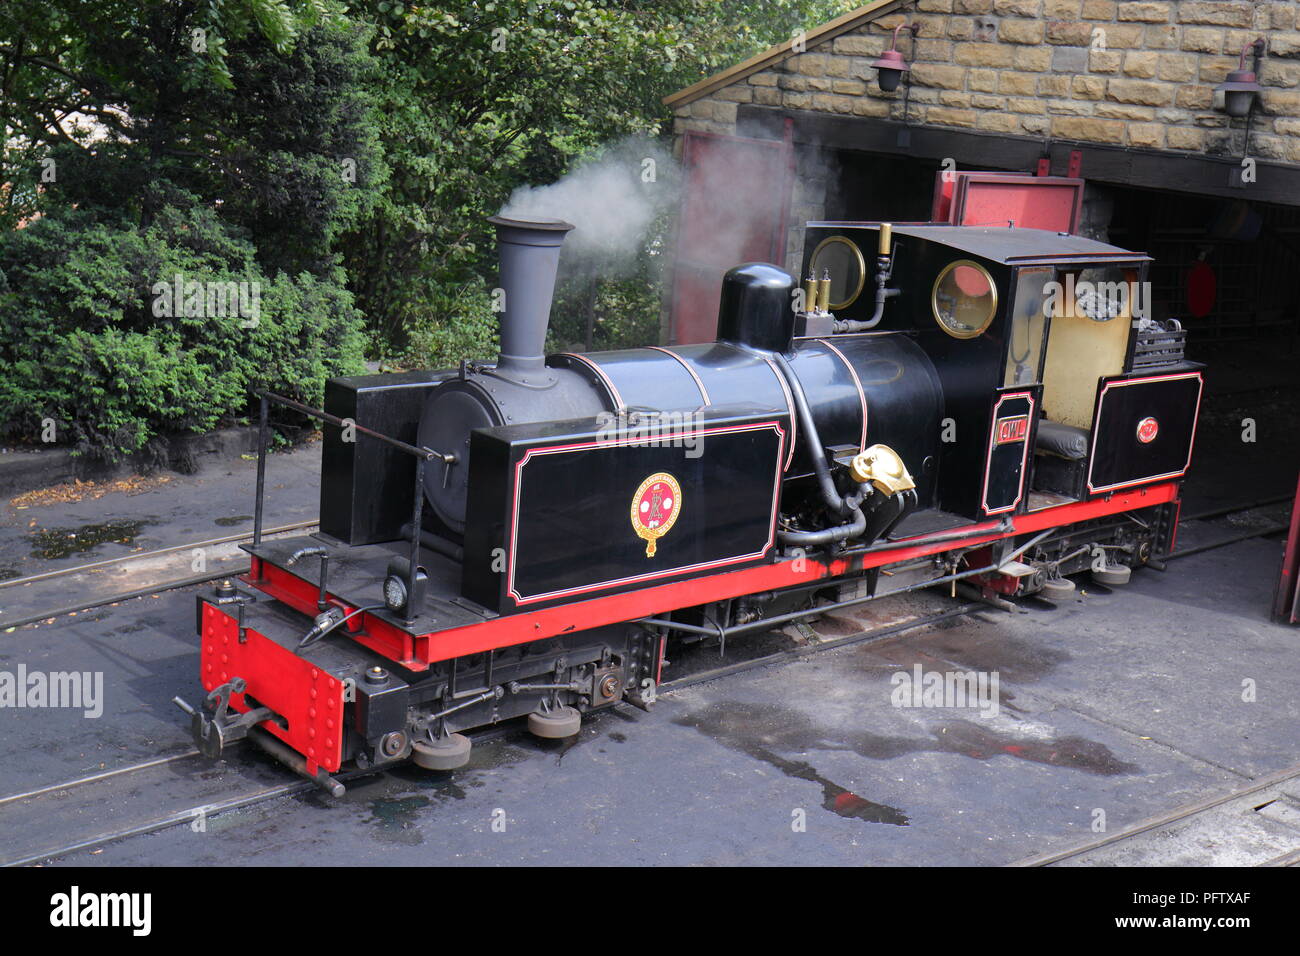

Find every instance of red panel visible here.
[668,125,794,344]
[200,603,345,775]
[1187,261,1216,318]
[1273,472,1300,625]
[931,171,957,223]
[956,174,1084,233]
[928,171,1084,233]
[247,483,1179,671]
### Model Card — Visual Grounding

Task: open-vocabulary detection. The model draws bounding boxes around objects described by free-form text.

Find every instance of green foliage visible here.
[397,277,501,371]
[342,0,858,350]
[0,203,366,460]
[0,3,378,457]
[1,0,860,458]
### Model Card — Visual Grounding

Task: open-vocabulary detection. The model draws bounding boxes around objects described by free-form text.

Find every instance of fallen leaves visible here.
[10,474,175,509]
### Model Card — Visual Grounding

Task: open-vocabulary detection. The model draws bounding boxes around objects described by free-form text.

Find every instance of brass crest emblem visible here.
[630,473,681,558]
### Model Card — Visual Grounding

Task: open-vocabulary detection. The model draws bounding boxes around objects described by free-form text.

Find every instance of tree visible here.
[340,0,857,353]
[0,2,378,455]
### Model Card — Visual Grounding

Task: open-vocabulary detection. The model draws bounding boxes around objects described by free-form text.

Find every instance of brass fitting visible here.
[817,269,832,313]
[878,222,893,257]
[804,272,819,313]
[849,443,916,495]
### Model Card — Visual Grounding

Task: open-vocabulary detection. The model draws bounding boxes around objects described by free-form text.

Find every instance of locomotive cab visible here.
[800,222,1202,518]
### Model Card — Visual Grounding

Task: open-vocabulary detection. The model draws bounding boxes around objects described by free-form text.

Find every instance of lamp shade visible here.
[872,47,910,92]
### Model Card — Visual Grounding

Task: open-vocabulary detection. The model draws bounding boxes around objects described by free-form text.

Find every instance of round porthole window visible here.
[809,236,867,310]
[931,259,998,339]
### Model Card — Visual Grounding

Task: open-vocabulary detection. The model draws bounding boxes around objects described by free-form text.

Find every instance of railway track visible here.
[3,494,1288,633]
[0,519,318,630]
[0,602,981,866]
[0,495,1291,865]
[1009,763,1300,867]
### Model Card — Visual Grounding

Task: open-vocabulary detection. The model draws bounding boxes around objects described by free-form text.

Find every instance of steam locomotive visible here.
[181,212,1202,792]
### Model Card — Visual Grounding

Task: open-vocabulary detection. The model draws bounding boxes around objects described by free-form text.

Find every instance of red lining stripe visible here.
[644,346,712,407]
[1085,371,1202,494]
[817,338,868,451]
[505,422,787,604]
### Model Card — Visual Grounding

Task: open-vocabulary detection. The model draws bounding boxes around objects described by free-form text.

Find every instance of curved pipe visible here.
[835,253,899,333]
[770,351,853,518]
[778,505,867,548]
[286,545,326,566]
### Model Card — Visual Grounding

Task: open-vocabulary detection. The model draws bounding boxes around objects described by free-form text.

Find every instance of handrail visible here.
[250,388,453,626]
[254,389,454,463]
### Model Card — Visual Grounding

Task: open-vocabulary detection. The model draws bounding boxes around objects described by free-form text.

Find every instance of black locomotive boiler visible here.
[183,214,1202,791]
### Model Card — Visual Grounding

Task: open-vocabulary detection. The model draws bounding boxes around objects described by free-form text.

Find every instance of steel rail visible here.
[0,520,318,592]
[2,778,332,868]
[4,601,985,864]
[0,570,248,631]
[0,749,201,807]
[1167,523,1290,560]
[1007,762,1300,867]
[657,602,982,693]
[0,523,320,630]
[7,497,1290,860]
[1180,495,1291,523]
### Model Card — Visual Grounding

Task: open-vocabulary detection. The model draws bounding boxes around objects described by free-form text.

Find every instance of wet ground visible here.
[0,445,321,587]
[0,517,1294,866]
[0,358,1295,865]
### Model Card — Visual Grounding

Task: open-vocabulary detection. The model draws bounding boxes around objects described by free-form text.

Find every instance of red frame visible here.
[242,482,1180,672]
[200,603,346,775]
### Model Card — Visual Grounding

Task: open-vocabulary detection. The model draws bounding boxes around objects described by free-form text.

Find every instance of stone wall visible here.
[673,1,1300,161]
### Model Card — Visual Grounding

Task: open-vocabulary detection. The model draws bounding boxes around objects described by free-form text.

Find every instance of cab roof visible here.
[807,222,1151,267]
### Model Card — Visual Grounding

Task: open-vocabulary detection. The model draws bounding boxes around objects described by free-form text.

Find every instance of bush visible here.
[392,277,500,371]
[0,202,367,461]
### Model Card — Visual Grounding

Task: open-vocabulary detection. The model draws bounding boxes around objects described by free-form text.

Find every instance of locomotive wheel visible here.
[1040,577,1076,600]
[1092,563,1132,587]
[527,706,581,740]
[412,733,472,771]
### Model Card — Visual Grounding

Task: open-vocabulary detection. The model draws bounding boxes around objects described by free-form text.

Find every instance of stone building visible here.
[663,0,1300,351]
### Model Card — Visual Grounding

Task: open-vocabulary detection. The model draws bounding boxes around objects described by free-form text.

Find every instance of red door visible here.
[667,124,794,344]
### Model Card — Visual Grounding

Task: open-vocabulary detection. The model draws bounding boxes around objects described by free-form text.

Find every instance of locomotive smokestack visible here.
[488,215,575,375]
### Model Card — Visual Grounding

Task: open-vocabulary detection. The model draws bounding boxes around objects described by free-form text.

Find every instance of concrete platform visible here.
[0,513,1294,866]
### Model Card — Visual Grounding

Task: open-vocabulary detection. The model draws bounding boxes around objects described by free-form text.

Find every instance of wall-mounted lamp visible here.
[872,23,919,93]
[1215,38,1266,118]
